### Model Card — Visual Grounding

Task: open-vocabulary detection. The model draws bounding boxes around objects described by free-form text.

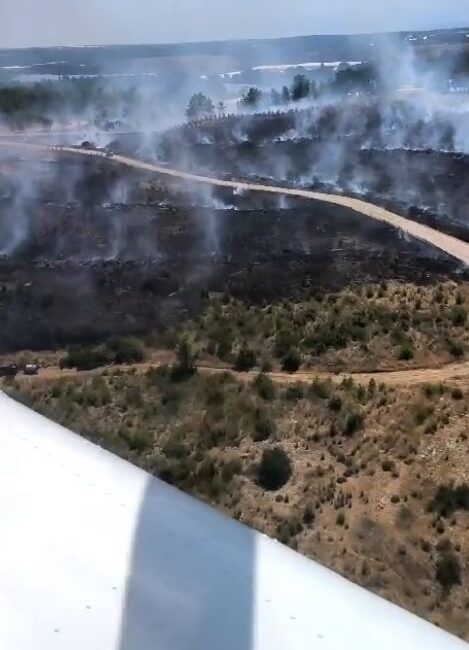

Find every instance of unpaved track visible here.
[2,141,469,265]
[12,358,469,387]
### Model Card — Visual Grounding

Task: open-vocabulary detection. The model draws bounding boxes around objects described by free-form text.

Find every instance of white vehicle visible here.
[0,391,466,650]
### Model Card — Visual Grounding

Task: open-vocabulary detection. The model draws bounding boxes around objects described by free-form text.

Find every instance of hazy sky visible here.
[1,0,468,48]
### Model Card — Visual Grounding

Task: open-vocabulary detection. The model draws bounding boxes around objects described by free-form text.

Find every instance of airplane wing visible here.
[0,391,466,649]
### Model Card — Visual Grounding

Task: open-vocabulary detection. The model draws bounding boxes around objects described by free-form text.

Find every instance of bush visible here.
[310,378,330,400]
[328,395,343,412]
[284,384,304,401]
[60,346,112,371]
[303,503,315,525]
[260,356,273,373]
[253,373,276,400]
[414,403,434,425]
[170,337,197,382]
[422,383,444,399]
[451,307,467,327]
[336,511,346,526]
[448,340,464,358]
[234,344,257,372]
[253,411,276,442]
[281,349,301,373]
[436,551,461,591]
[382,459,395,473]
[107,336,144,364]
[429,484,469,518]
[451,387,464,400]
[257,447,292,491]
[398,344,414,361]
[274,329,299,358]
[343,411,364,436]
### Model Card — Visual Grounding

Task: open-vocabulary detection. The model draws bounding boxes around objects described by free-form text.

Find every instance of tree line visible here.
[186,67,377,120]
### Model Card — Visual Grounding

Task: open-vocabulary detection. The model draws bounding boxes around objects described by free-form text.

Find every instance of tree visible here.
[170,336,197,381]
[240,87,263,107]
[270,89,281,106]
[398,344,414,361]
[257,447,292,491]
[281,86,291,103]
[291,74,311,101]
[281,349,301,373]
[217,101,226,114]
[106,336,144,364]
[253,372,276,400]
[186,93,214,120]
[234,344,257,372]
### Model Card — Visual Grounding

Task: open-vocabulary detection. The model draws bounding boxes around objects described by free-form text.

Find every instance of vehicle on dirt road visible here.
[0,363,18,377]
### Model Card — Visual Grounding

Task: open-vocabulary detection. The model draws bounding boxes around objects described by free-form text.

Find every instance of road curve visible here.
[2,140,469,265]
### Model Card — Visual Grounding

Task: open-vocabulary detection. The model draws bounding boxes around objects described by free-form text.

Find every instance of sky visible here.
[0,0,468,48]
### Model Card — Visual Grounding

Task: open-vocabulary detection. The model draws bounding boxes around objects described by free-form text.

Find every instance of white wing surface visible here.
[0,392,466,649]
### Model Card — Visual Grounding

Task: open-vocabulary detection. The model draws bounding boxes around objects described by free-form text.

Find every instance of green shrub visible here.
[448,340,464,358]
[310,378,330,400]
[125,384,144,408]
[398,344,414,361]
[281,349,301,373]
[274,329,299,358]
[121,427,153,452]
[234,344,257,372]
[328,395,343,412]
[414,403,434,425]
[451,307,467,327]
[253,411,276,442]
[451,387,464,401]
[106,336,144,364]
[303,503,315,525]
[429,484,469,518]
[170,337,197,382]
[343,411,364,436]
[253,373,276,400]
[422,383,444,399]
[257,447,292,491]
[284,384,304,401]
[436,551,461,591]
[60,346,112,371]
[260,356,273,373]
[382,459,395,472]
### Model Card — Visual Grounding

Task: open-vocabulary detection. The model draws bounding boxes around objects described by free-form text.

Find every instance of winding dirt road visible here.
[2,141,469,265]
[12,357,469,388]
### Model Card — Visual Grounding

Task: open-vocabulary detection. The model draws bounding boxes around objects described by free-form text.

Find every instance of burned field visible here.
[149,100,469,241]
[0,149,462,352]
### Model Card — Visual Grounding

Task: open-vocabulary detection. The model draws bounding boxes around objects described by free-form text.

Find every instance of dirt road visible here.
[2,141,469,265]
[11,357,469,388]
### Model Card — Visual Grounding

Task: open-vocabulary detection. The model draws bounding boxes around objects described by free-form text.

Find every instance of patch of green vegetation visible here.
[397,343,414,361]
[436,551,462,592]
[281,349,301,373]
[106,337,145,364]
[257,447,292,491]
[429,484,469,518]
[253,373,276,401]
[60,346,113,371]
[234,344,257,372]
